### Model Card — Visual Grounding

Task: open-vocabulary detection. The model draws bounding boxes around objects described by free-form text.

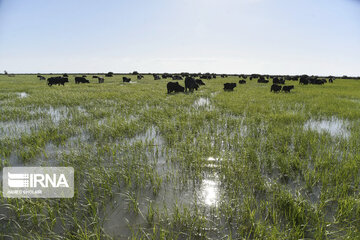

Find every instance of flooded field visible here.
[1,74,360,239]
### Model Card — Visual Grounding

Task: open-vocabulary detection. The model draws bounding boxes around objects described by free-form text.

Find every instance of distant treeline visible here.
[2,71,360,79]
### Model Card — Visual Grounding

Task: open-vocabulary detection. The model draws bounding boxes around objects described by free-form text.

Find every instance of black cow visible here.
[271,84,282,93]
[75,77,89,84]
[38,76,46,80]
[299,77,309,85]
[63,74,68,77]
[162,73,171,79]
[224,83,236,91]
[329,78,334,83]
[195,79,205,85]
[273,77,285,84]
[258,77,269,83]
[123,77,131,82]
[167,82,184,93]
[92,76,99,78]
[48,77,69,86]
[313,79,324,85]
[153,74,161,80]
[282,85,294,92]
[98,77,104,83]
[172,75,183,80]
[137,75,144,80]
[200,75,211,80]
[239,80,246,84]
[185,77,199,92]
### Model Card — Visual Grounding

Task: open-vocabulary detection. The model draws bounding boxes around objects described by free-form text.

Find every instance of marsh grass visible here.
[0,74,360,239]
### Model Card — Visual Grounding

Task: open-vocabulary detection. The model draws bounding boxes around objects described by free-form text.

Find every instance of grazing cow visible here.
[239,80,246,84]
[92,76,99,78]
[299,76,309,85]
[172,75,183,80]
[98,77,104,83]
[75,77,89,84]
[329,78,334,83]
[162,73,171,79]
[258,78,269,83]
[195,79,205,85]
[185,77,199,92]
[282,85,294,92]
[224,83,236,91]
[137,75,144,80]
[48,77,69,86]
[313,79,324,85]
[38,75,46,80]
[153,74,161,80]
[63,74,68,77]
[123,77,131,82]
[273,77,285,84]
[167,82,184,93]
[181,72,189,77]
[271,84,282,93]
[200,74,212,80]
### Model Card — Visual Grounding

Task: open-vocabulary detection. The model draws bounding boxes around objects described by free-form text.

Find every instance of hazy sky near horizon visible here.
[0,0,359,75]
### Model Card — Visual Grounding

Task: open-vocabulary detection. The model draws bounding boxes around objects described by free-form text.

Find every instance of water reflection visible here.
[201,178,220,206]
[304,117,350,138]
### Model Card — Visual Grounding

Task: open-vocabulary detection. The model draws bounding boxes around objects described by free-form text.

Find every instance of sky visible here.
[0,0,359,75]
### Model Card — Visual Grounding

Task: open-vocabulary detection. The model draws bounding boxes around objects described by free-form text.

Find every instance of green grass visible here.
[0,74,360,239]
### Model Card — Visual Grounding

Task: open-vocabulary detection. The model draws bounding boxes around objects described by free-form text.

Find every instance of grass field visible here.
[0,74,360,239]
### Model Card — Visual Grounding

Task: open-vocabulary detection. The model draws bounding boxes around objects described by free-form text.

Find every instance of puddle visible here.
[46,107,69,124]
[129,126,164,146]
[30,106,70,124]
[0,120,42,139]
[194,97,210,107]
[304,117,350,138]
[193,97,214,111]
[17,92,28,98]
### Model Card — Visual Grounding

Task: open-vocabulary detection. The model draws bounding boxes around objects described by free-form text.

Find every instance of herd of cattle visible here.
[37,73,335,93]
[165,73,335,93]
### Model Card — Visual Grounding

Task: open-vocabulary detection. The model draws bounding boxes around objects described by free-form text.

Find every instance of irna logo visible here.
[2,167,74,198]
[7,172,69,188]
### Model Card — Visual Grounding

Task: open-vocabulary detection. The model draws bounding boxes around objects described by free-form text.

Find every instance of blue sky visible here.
[0,0,359,75]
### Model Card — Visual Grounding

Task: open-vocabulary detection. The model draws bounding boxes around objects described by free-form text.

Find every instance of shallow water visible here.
[304,117,350,138]
[47,107,70,124]
[193,97,214,111]
[17,92,28,98]
[200,176,220,207]
[0,120,41,139]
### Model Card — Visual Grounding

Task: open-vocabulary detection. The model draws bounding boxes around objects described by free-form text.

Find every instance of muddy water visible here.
[304,117,350,138]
